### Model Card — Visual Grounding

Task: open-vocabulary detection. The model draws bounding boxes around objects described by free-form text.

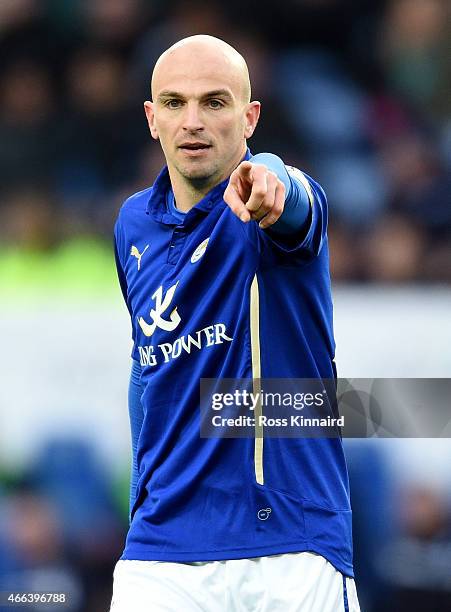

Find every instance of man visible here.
[111,35,360,611]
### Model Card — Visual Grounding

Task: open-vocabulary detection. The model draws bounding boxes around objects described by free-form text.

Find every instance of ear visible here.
[244,101,261,139]
[144,101,159,140]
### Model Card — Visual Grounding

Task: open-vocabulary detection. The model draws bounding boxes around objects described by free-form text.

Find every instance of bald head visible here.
[144,34,260,198]
[151,35,251,103]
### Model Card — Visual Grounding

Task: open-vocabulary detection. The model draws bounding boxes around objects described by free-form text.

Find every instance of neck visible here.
[168,144,247,212]
[168,173,212,212]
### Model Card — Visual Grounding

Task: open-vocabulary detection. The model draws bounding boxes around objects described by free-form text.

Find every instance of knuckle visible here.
[267,179,277,192]
[269,207,280,218]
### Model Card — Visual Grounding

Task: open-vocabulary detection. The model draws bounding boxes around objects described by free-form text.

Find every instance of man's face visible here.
[145,46,259,187]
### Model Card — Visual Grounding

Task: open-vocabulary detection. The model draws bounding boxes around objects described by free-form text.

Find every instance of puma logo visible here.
[130,244,149,271]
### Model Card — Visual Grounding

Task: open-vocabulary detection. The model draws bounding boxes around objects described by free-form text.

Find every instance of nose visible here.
[182,101,204,133]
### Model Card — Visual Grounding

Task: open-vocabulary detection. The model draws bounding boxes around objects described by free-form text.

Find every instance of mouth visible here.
[178,142,212,154]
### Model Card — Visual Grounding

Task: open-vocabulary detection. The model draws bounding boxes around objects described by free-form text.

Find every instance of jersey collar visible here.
[146,148,252,227]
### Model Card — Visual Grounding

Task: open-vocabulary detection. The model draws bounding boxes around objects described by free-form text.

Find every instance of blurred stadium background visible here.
[0,1,450,610]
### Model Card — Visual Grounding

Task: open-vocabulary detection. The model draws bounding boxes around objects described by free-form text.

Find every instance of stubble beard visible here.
[175,158,222,191]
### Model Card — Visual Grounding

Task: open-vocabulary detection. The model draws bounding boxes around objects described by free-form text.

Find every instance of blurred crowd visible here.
[0,0,450,282]
[0,439,127,612]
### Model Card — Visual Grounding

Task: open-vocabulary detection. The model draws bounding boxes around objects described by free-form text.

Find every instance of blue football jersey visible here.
[114,151,354,576]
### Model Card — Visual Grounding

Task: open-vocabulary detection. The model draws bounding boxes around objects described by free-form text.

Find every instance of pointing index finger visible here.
[236,160,253,179]
[245,165,267,213]
[223,181,251,222]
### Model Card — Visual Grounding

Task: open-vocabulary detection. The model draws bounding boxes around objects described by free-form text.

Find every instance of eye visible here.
[208,99,224,109]
[166,99,182,109]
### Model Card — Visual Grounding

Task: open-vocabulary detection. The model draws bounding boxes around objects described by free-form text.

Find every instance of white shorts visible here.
[109,552,360,611]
